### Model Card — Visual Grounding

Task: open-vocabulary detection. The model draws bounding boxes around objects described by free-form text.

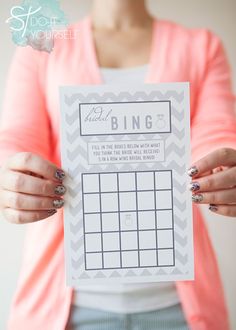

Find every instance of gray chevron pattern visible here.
[64,90,185,106]
[70,221,82,234]
[110,271,122,278]
[61,85,193,284]
[175,215,187,231]
[175,231,188,246]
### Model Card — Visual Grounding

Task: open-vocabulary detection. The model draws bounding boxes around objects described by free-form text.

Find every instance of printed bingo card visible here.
[59,83,194,286]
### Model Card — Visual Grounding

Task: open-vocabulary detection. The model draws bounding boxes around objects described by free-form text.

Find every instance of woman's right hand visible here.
[0,152,66,224]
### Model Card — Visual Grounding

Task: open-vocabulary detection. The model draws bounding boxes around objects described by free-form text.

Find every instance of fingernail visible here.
[188,166,199,177]
[189,182,200,192]
[55,169,66,181]
[55,185,66,196]
[192,194,203,203]
[209,204,218,212]
[53,199,65,208]
[48,209,57,216]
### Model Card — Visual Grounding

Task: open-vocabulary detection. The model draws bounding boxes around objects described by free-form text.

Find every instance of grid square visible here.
[119,192,136,211]
[83,194,100,213]
[85,233,102,252]
[156,191,172,209]
[101,193,118,212]
[137,172,154,190]
[102,213,119,231]
[120,212,137,231]
[157,210,173,229]
[86,252,103,270]
[138,211,156,230]
[121,231,138,250]
[155,171,172,190]
[157,230,173,248]
[104,252,121,268]
[100,173,117,192]
[83,174,99,193]
[118,172,135,191]
[139,230,156,249]
[103,232,120,251]
[122,251,139,267]
[137,191,155,210]
[140,250,157,267]
[84,213,101,233]
[158,249,174,266]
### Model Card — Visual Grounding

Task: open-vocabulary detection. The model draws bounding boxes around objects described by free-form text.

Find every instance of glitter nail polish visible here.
[55,169,66,181]
[192,194,203,203]
[55,185,66,196]
[48,209,57,216]
[189,182,200,192]
[53,199,65,209]
[209,204,218,212]
[187,166,199,177]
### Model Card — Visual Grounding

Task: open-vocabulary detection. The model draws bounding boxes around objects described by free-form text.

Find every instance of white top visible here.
[72,64,179,313]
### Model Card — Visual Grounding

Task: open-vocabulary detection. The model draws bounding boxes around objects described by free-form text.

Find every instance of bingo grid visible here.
[82,170,175,270]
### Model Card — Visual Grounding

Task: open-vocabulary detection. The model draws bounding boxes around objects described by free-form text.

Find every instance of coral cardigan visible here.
[1,16,236,330]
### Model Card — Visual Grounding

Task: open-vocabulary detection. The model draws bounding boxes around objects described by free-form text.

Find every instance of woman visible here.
[1,0,236,329]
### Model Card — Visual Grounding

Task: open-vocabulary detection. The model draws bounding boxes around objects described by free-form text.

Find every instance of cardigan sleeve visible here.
[0,47,51,166]
[191,31,236,164]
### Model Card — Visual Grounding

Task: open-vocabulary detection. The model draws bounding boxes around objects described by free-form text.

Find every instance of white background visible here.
[0,0,235,329]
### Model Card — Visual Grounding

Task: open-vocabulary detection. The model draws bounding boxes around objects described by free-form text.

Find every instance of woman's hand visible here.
[188,148,236,217]
[0,152,66,224]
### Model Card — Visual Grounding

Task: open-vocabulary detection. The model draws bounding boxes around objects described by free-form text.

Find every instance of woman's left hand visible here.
[188,148,236,217]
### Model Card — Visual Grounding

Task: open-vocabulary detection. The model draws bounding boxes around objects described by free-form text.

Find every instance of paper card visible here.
[59,83,194,286]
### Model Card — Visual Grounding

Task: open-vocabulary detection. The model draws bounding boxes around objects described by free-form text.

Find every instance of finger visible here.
[191,187,236,205]
[212,166,229,174]
[188,148,236,178]
[4,152,66,182]
[2,208,58,224]
[0,170,66,197]
[200,171,212,177]
[0,190,65,210]
[208,204,236,217]
[195,170,213,179]
[189,167,236,193]
[24,170,44,179]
